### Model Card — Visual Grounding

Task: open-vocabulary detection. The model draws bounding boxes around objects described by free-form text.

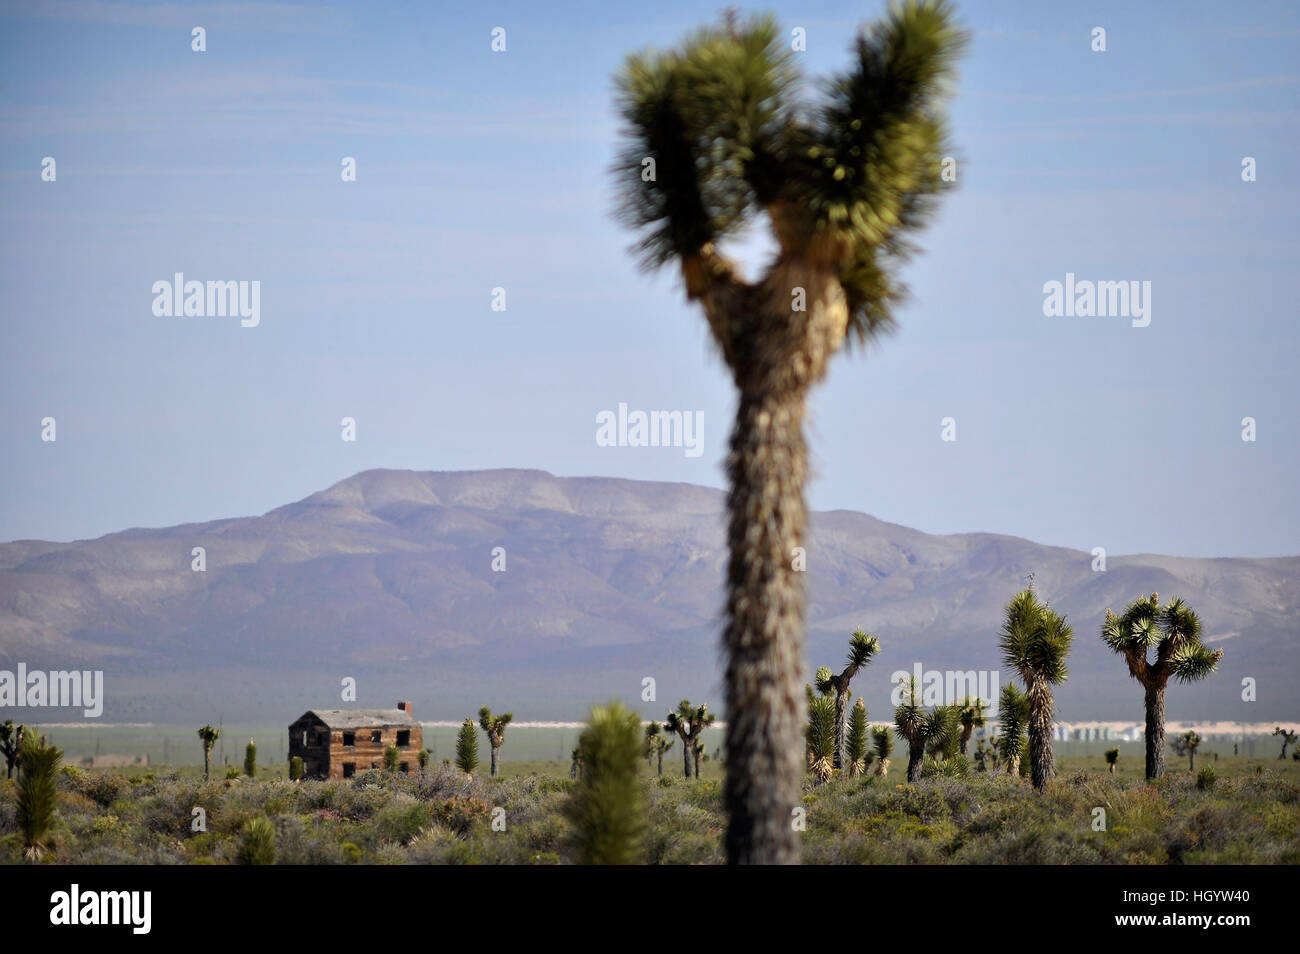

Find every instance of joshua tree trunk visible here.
[874,758,890,777]
[1027,676,1055,791]
[959,726,972,756]
[832,688,852,771]
[1144,682,1166,780]
[693,747,703,778]
[682,739,693,778]
[1006,755,1020,776]
[203,749,211,781]
[906,739,925,783]
[656,750,664,776]
[722,386,810,864]
[1188,749,1195,772]
[1109,762,1116,775]
[490,746,500,777]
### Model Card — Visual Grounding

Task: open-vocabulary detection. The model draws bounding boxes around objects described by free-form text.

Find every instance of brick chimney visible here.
[397,701,413,718]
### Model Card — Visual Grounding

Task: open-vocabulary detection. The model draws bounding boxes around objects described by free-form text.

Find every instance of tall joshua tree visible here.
[613,2,965,864]
[17,733,61,861]
[871,725,894,777]
[565,702,647,865]
[197,724,220,781]
[478,706,513,777]
[999,588,1073,791]
[455,718,479,776]
[0,720,24,780]
[805,684,837,784]
[957,696,986,756]
[996,683,1029,777]
[817,630,881,771]
[1101,594,1223,780]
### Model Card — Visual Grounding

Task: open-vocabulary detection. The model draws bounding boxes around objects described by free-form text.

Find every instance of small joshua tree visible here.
[845,698,869,777]
[817,630,881,770]
[1274,727,1298,760]
[665,700,714,779]
[999,587,1073,791]
[17,733,61,861]
[645,721,674,776]
[1170,730,1201,772]
[957,697,987,756]
[1101,594,1222,780]
[290,756,304,781]
[973,737,990,772]
[996,683,1029,777]
[805,683,837,785]
[894,677,957,782]
[243,738,257,778]
[1,720,25,780]
[417,748,430,771]
[565,702,646,864]
[197,725,220,781]
[871,725,894,776]
[384,744,400,772]
[455,718,479,776]
[1104,747,1120,775]
[237,816,277,865]
[478,706,513,777]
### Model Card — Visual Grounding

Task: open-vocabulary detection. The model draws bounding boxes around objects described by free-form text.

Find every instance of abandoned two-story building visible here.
[287,701,422,779]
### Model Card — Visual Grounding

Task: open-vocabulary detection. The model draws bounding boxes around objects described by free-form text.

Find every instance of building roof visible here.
[296,709,420,729]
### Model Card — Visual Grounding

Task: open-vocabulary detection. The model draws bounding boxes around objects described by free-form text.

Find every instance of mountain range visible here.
[1,468,1295,723]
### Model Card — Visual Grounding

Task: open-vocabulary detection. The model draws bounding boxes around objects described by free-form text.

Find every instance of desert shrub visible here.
[371,797,430,846]
[430,796,492,834]
[1197,767,1217,791]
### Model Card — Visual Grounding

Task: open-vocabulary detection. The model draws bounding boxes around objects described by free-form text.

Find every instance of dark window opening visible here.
[342,732,356,747]
[396,730,411,748]
[399,763,410,774]
[370,730,383,744]
[342,763,356,778]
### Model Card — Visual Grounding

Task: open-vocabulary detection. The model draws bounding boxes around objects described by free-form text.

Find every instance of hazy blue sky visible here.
[1,0,1297,558]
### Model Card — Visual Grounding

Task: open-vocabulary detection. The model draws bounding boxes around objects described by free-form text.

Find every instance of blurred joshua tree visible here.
[612,0,965,863]
[197,725,220,781]
[1274,727,1298,760]
[1101,594,1222,780]
[244,738,257,778]
[478,706,514,777]
[1104,747,1120,775]
[845,698,870,777]
[1170,730,1202,772]
[817,630,881,771]
[0,719,24,780]
[565,702,647,865]
[999,588,1073,791]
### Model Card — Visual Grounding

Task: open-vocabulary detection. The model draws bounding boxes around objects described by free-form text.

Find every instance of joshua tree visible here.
[999,587,1072,791]
[0,720,24,780]
[1171,730,1201,772]
[894,677,958,782]
[871,725,894,776]
[817,630,881,770]
[973,737,990,772]
[612,1,965,864]
[1274,727,1298,760]
[237,816,277,866]
[925,705,962,760]
[957,697,987,756]
[455,718,479,776]
[478,706,514,777]
[197,724,220,781]
[995,683,1029,777]
[805,686,837,784]
[383,744,400,772]
[565,702,647,864]
[569,747,582,781]
[17,733,61,861]
[290,756,304,781]
[1104,747,1120,775]
[645,722,674,776]
[845,698,869,777]
[417,748,430,771]
[665,700,714,779]
[1101,594,1223,780]
[243,738,257,778]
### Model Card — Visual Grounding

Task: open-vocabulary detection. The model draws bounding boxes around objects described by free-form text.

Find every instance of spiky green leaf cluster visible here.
[846,698,870,776]
[806,693,838,782]
[17,733,61,859]
[612,0,966,342]
[1100,594,1223,687]
[1000,588,1073,688]
[996,682,1030,763]
[455,718,479,775]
